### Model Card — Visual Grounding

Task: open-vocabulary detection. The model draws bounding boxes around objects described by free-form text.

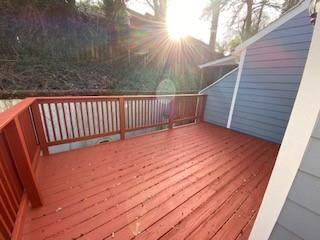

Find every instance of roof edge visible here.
[198,55,238,69]
[199,67,239,94]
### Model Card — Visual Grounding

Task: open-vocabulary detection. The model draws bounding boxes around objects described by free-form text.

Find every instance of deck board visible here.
[22,123,278,240]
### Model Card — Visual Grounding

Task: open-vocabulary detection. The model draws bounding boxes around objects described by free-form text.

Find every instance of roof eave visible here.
[198,55,238,69]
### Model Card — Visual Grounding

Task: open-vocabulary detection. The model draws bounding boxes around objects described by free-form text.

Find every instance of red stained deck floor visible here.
[22,123,279,240]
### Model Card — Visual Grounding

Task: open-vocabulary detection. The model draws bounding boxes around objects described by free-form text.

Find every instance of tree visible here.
[209,0,282,54]
[202,0,230,54]
[242,0,253,39]
[229,0,281,41]
[102,0,129,60]
[142,0,167,21]
[282,0,299,13]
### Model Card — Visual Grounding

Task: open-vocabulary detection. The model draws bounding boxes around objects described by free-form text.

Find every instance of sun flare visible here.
[166,0,195,40]
[167,20,189,40]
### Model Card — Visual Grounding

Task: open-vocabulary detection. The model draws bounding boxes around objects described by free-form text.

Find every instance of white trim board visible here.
[198,55,237,69]
[227,49,246,129]
[199,67,239,94]
[249,12,320,240]
[235,0,311,53]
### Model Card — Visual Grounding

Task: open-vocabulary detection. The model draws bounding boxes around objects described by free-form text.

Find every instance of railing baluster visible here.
[67,102,75,139]
[3,118,42,208]
[139,100,141,127]
[116,100,120,131]
[119,98,125,140]
[48,103,57,142]
[89,102,95,135]
[144,100,147,127]
[130,100,133,129]
[156,99,160,124]
[40,104,50,143]
[151,99,154,125]
[158,99,161,124]
[169,97,175,129]
[55,103,63,140]
[110,101,115,132]
[0,183,15,226]
[125,100,129,130]
[100,102,105,134]
[61,103,70,139]
[31,102,49,155]
[80,102,86,136]
[74,103,81,138]
[105,101,109,133]
[0,214,11,240]
[135,100,138,128]
[96,102,101,134]
[0,157,19,211]
[86,102,91,136]
[146,100,149,127]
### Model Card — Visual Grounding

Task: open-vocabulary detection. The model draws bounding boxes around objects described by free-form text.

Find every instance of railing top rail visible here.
[34,94,205,101]
[0,97,36,130]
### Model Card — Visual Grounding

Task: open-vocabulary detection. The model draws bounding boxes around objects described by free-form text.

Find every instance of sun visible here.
[167,20,189,40]
[166,0,194,40]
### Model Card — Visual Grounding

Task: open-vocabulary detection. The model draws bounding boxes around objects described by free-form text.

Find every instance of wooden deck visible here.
[21,123,279,240]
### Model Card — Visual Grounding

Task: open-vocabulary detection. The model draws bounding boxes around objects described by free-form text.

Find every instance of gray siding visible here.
[230,10,313,143]
[201,68,238,127]
[270,224,302,240]
[270,114,320,240]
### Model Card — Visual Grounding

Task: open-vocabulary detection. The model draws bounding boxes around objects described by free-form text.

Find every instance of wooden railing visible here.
[0,94,206,240]
[0,99,42,240]
[34,95,206,152]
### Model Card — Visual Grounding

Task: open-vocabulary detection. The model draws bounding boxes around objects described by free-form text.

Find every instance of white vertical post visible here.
[227,49,246,129]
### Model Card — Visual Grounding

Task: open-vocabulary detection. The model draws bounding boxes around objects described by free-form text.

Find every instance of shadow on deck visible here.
[22,123,279,240]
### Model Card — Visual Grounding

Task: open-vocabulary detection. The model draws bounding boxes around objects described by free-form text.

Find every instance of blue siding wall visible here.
[201,68,238,127]
[230,10,313,143]
[270,114,320,240]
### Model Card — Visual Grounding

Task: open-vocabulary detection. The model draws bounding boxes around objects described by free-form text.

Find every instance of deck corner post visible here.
[119,97,126,140]
[31,101,49,156]
[4,118,42,208]
[169,96,175,129]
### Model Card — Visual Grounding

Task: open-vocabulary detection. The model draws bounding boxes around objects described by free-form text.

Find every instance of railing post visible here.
[200,95,207,122]
[3,118,42,208]
[119,97,126,140]
[31,101,49,156]
[169,96,175,129]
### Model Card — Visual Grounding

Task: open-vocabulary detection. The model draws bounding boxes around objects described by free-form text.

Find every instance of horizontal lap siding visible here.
[231,10,313,143]
[202,69,238,127]
[270,224,302,240]
[270,115,320,240]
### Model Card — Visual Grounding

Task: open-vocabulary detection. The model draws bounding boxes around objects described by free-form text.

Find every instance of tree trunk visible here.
[209,3,220,54]
[243,0,253,40]
[153,0,166,21]
[255,0,266,34]
[282,0,299,13]
[159,0,167,21]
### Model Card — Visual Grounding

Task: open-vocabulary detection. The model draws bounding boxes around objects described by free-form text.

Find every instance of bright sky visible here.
[79,0,283,44]
[127,0,212,42]
[127,0,283,44]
